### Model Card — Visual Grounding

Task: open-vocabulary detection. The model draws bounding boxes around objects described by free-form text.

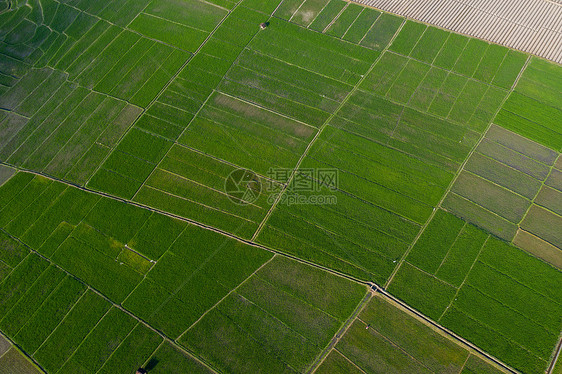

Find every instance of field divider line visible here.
[375,287,519,374]
[385,54,532,289]
[176,254,278,341]
[357,12,382,45]
[385,117,492,289]
[86,0,245,188]
[5,82,90,164]
[0,331,45,374]
[1,162,368,286]
[458,352,472,373]
[435,222,467,274]
[141,340,166,371]
[306,290,373,374]
[31,286,90,357]
[120,224,190,307]
[517,153,562,227]
[0,173,518,374]
[0,110,30,120]
[437,236,489,322]
[251,18,409,242]
[10,272,68,340]
[355,316,434,371]
[547,331,562,374]
[131,1,271,201]
[288,0,308,22]
[56,305,113,370]
[406,261,458,289]
[93,318,140,374]
[330,348,369,374]
[138,185,259,224]
[322,2,350,33]
[341,8,366,40]
[217,89,319,130]
[306,1,332,29]
[0,227,220,374]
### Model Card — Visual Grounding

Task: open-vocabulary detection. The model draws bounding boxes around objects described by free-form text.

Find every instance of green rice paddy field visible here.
[0,0,561,373]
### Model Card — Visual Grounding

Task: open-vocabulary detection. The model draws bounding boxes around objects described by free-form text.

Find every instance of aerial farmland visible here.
[0,0,560,373]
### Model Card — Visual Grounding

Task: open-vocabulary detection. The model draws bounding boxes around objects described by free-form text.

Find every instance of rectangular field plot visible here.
[342,7,381,44]
[357,12,402,51]
[123,224,274,338]
[282,0,338,27]
[217,19,379,126]
[324,2,364,38]
[409,26,449,64]
[442,192,518,241]
[87,127,173,199]
[256,183,421,283]
[496,92,562,152]
[333,89,480,174]
[389,20,427,55]
[520,205,562,250]
[442,125,561,254]
[308,0,347,32]
[302,126,449,223]
[513,229,562,270]
[220,48,346,126]
[56,0,152,27]
[388,210,562,374]
[360,51,509,132]
[88,6,272,201]
[0,230,29,280]
[0,337,42,374]
[0,68,142,185]
[279,0,401,51]
[132,144,279,239]
[179,255,366,373]
[1,5,191,107]
[450,171,531,223]
[128,0,228,51]
[496,57,562,151]
[144,4,266,124]
[143,343,213,374]
[317,294,507,374]
[179,92,317,177]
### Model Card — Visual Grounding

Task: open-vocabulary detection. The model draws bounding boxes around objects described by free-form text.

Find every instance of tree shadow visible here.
[145,358,159,371]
